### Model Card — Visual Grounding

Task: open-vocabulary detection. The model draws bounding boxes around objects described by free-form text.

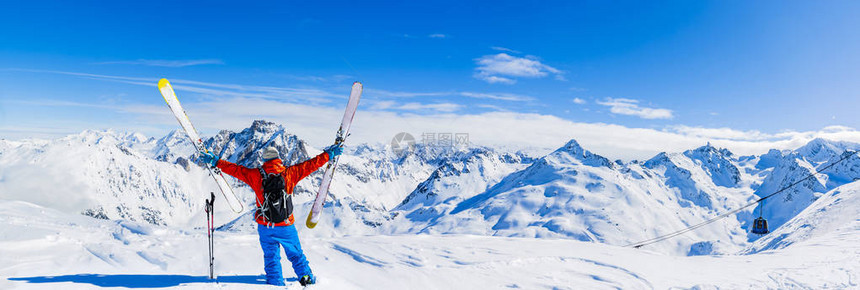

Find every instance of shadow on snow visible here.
[7,274,296,288]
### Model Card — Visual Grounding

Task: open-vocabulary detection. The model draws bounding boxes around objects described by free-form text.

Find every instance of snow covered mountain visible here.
[745,180,860,254]
[2,121,858,257]
[295,142,539,236]
[642,143,753,211]
[203,120,310,169]
[415,140,753,255]
[150,129,195,165]
[150,120,542,237]
[0,130,224,227]
[385,147,534,234]
[752,138,860,232]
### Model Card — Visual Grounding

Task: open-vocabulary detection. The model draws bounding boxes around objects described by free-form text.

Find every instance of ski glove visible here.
[199,151,218,167]
[324,144,344,159]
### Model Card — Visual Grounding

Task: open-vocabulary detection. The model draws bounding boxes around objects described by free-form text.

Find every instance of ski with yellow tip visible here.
[157,78,244,213]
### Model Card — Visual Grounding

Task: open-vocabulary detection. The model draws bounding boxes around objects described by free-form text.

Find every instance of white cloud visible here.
[666,125,860,144]
[11,94,860,162]
[667,126,772,141]
[479,75,516,84]
[476,104,508,112]
[8,99,123,110]
[14,69,860,162]
[397,102,462,112]
[460,92,534,102]
[370,101,397,110]
[596,98,673,120]
[572,98,586,105]
[365,89,535,102]
[366,89,450,98]
[282,74,354,82]
[95,59,224,67]
[490,46,520,54]
[474,53,563,84]
[11,69,339,103]
[428,33,447,38]
[168,79,338,102]
[136,98,860,161]
[366,101,461,112]
[366,89,533,102]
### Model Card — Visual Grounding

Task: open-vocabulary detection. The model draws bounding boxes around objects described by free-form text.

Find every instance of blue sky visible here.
[1,1,859,159]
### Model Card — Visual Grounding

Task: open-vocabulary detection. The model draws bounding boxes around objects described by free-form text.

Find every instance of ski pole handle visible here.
[204,192,216,213]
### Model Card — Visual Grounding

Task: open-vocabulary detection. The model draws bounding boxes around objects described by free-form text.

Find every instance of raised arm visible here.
[216,159,259,186]
[285,152,330,183]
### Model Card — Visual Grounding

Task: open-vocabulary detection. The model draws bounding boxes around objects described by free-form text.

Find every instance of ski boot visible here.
[299,274,316,286]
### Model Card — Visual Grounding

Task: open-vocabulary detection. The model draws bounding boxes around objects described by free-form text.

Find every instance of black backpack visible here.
[257,168,293,224]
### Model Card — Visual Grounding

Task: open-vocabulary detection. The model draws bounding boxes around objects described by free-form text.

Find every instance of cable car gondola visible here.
[751,201,769,235]
[751,217,769,235]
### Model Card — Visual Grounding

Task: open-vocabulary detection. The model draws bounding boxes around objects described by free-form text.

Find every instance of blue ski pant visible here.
[257,224,312,285]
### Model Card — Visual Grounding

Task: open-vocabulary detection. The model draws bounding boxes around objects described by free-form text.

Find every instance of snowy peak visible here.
[755,139,860,231]
[756,149,785,169]
[396,147,531,213]
[641,144,748,211]
[796,138,860,164]
[395,143,470,165]
[643,152,671,169]
[683,144,741,188]
[754,153,826,231]
[151,129,194,163]
[429,137,750,255]
[249,119,282,133]
[550,139,613,168]
[205,120,309,168]
[795,139,860,188]
[70,129,125,146]
[686,143,733,159]
[644,152,716,209]
[390,149,527,231]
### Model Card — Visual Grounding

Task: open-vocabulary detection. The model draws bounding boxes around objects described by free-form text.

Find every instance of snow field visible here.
[1,197,858,289]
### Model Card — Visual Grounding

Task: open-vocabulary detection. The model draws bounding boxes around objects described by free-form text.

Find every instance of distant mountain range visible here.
[2,120,858,256]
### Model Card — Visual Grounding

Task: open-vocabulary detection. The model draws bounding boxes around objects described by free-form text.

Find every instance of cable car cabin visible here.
[751,217,769,235]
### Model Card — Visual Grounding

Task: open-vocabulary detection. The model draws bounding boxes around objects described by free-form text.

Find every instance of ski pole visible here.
[205,192,216,280]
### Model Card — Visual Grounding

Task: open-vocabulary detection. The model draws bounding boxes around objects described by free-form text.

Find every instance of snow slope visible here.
[0,130,237,227]
[422,140,752,255]
[753,138,860,232]
[746,180,860,254]
[386,147,533,234]
[1,199,857,289]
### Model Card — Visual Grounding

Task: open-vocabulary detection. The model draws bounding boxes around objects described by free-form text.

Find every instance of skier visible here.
[199,144,343,286]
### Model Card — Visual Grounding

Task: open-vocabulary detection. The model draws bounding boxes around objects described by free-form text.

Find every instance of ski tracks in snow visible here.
[331,244,389,268]
[322,235,652,289]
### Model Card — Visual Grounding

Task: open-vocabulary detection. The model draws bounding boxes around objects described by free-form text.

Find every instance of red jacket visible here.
[216,152,330,226]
